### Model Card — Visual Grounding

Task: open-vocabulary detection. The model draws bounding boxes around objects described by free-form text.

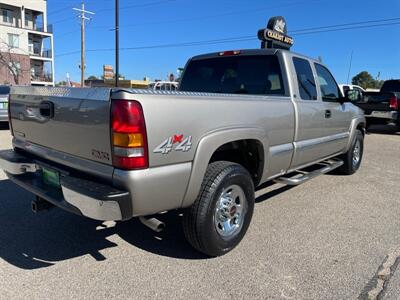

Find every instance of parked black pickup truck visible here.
[355,80,400,127]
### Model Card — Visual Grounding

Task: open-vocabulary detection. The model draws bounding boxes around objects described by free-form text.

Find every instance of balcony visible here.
[31,72,53,84]
[0,7,53,34]
[28,45,52,59]
[26,23,53,34]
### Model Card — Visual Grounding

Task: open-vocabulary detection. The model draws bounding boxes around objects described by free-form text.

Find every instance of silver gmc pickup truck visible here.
[0,47,365,256]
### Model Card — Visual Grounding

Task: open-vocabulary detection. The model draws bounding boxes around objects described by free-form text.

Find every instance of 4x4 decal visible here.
[154,135,192,154]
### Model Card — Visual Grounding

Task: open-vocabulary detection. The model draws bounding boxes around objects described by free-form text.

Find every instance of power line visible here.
[48,3,78,16]
[52,0,322,36]
[291,17,400,33]
[55,19,400,58]
[293,21,400,35]
[96,0,176,14]
[50,0,176,25]
[89,0,322,30]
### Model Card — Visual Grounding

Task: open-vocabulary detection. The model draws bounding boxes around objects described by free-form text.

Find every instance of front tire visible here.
[183,161,255,257]
[338,129,364,175]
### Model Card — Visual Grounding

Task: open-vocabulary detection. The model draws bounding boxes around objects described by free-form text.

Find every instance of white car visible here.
[148,81,178,91]
[339,84,365,97]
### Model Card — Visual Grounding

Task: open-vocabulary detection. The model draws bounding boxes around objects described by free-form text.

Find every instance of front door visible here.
[290,56,332,169]
[314,63,352,156]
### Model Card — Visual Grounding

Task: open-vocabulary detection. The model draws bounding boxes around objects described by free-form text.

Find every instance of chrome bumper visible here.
[0,149,132,221]
[366,111,398,121]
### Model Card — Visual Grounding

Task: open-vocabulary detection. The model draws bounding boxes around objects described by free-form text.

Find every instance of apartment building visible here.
[0,0,54,86]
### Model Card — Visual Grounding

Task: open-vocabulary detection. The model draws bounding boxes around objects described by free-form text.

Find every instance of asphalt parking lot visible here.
[0,123,399,300]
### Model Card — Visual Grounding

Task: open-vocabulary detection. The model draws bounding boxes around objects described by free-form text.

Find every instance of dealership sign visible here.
[258,16,294,50]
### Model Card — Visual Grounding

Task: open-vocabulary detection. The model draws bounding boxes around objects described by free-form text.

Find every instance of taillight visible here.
[218,50,241,56]
[111,100,148,170]
[7,95,13,136]
[389,96,398,110]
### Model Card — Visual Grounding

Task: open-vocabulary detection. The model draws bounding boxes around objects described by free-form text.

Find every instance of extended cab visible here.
[0,19,366,256]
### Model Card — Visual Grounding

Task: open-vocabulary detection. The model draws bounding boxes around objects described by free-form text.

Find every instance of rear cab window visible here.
[292,57,317,100]
[381,80,400,92]
[179,54,286,96]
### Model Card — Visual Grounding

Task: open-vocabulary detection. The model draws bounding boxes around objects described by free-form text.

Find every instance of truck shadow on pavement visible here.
[0,179,207,269]
[366,124,400,135]
[0,177,297,269]
[0,123,10,130]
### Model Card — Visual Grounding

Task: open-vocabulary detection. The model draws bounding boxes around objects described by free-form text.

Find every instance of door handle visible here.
[325,109,332,119]
[39,101,54,118]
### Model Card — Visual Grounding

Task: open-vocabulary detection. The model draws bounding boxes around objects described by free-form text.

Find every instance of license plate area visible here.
[42,167,61,188]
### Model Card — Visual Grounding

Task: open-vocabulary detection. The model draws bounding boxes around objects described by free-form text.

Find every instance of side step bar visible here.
[274,159,343,186]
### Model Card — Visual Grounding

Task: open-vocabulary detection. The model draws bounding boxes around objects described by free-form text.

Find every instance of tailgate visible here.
[9,86,113,166]
[358,92,393,113]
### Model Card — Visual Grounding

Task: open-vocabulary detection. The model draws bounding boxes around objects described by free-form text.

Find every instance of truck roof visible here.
[190,48,320,64]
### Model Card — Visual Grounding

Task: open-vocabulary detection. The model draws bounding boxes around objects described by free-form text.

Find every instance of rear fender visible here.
[181,127,267,208]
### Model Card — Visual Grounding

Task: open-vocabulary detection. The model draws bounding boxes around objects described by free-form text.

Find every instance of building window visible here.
[8,34,19,48]
[25,13,32,27]
[2,8,13,24]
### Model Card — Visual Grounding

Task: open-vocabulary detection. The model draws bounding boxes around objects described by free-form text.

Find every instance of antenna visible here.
[73,1,95,87]
[346,50,353,84]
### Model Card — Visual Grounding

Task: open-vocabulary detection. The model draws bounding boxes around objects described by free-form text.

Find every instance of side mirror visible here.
[344,89,363,103]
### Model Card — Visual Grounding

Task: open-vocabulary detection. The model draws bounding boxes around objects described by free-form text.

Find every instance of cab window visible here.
[292,57,317,100]
[314,63,340,101]
[179,55,285,96]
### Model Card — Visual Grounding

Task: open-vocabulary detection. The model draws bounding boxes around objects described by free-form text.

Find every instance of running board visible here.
[274,159,343,186]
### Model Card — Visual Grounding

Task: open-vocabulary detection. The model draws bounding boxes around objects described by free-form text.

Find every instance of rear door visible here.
[290,56,332,168]
[314,63,352,155]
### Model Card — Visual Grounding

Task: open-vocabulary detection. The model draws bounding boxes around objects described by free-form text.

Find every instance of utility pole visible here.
[115,0,119,87]
[73,2,94,87]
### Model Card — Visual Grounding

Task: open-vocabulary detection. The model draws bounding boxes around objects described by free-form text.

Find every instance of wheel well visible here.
[357,123,366,135]
[209,139,264,186]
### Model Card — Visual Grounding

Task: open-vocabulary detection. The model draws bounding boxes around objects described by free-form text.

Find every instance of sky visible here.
[47,0,400,84]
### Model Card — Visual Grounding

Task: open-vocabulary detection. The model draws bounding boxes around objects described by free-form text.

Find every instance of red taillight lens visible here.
[7,95,13,136]
[111,100,148,170]
[218,50,241,56]
[389,96,398,110]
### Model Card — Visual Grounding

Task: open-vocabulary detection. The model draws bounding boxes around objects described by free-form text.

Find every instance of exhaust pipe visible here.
[32,196,54,213]
[139,216,165,232]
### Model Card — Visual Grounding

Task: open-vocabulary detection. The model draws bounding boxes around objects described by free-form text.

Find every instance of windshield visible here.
[179,55,285,95]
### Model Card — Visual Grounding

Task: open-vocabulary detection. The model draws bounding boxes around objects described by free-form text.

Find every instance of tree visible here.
[0,40,29,85]
[352,71,383,89]
[87,75,98,80]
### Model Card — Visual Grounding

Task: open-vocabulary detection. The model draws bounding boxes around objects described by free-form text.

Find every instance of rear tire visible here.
[183,161,255,257]
[337,129,364,175]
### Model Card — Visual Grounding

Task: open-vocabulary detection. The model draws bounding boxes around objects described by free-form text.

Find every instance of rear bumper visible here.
[365,111,398,122]
[0,149,132,221]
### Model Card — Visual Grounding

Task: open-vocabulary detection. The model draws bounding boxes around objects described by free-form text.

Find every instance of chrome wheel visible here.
[352,140,361,168]
[214,185,247,239]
